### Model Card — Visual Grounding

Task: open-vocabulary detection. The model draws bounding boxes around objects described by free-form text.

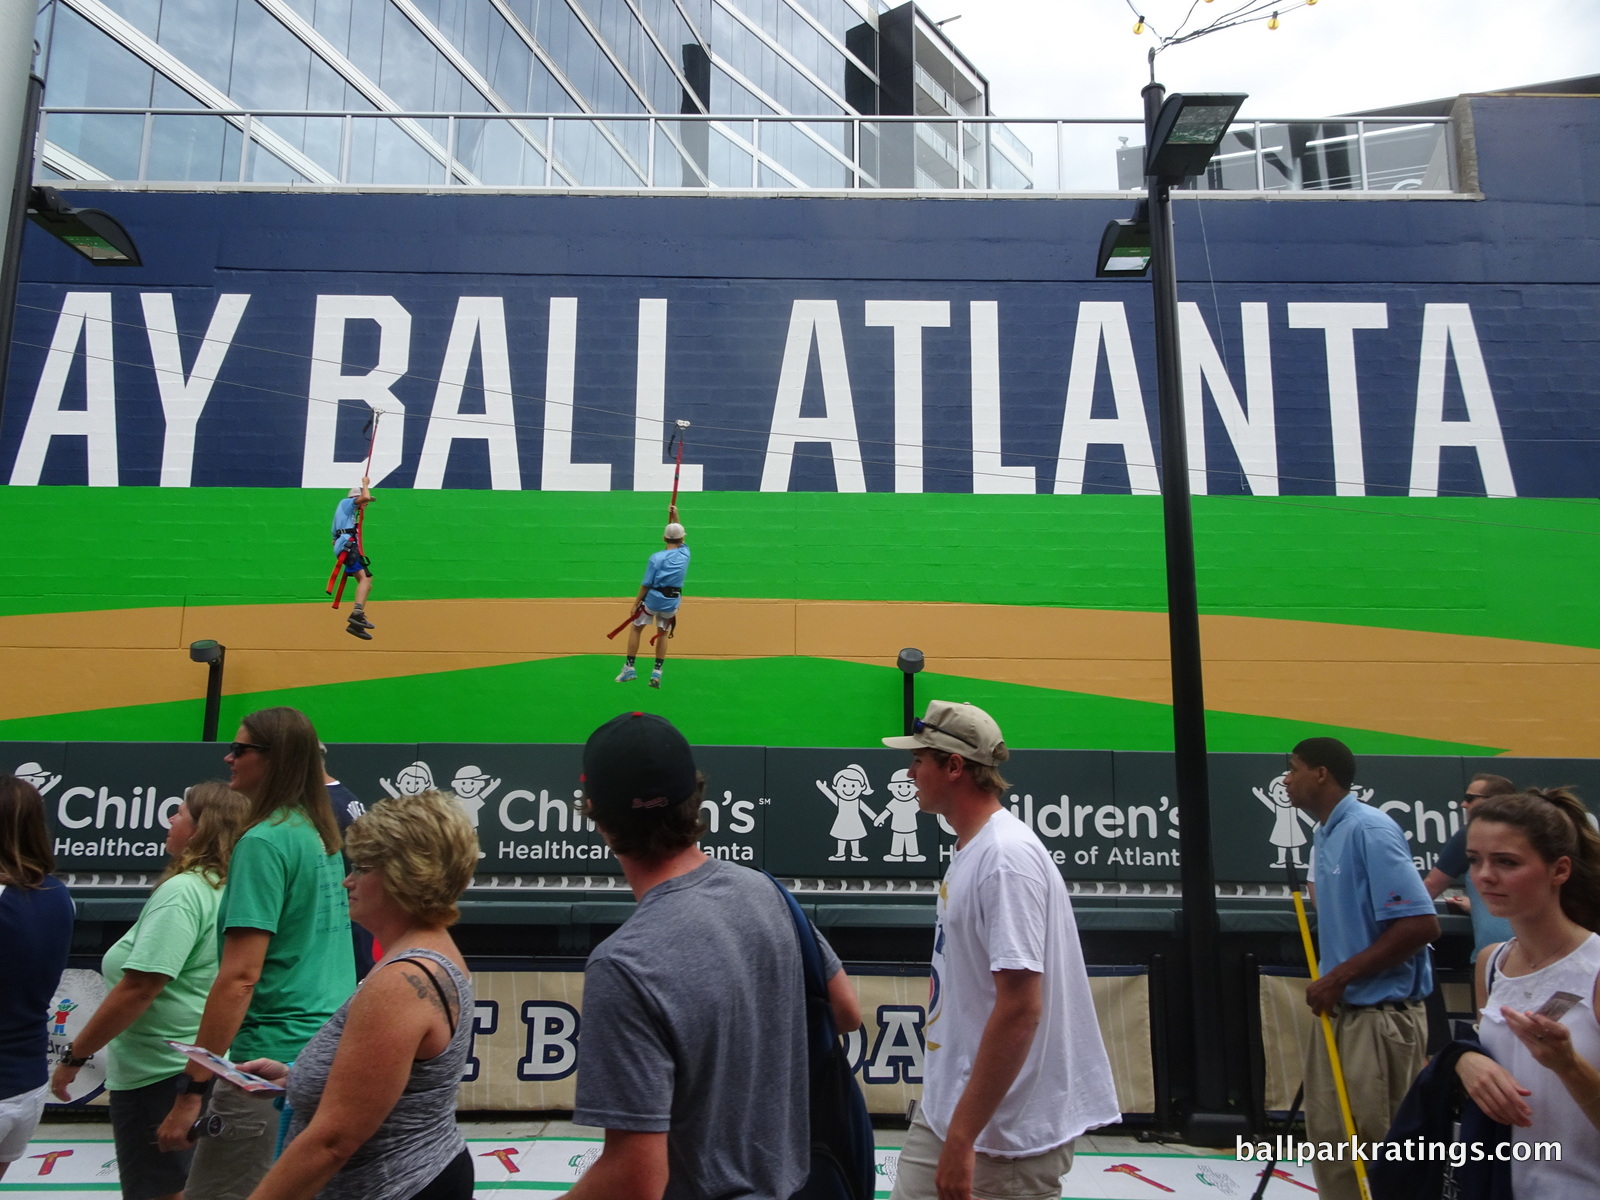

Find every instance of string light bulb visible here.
[1267,10,1279,28]
[1133,15,1145,33]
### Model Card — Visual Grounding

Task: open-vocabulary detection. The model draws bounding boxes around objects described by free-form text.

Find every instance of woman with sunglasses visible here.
[1453,788,1600,1197]
[51,782,250,1200]
[0,775,74,1182]
[158,709,357,1200]
[239,789,479,1200]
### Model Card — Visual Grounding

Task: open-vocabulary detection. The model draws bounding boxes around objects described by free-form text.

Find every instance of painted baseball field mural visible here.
[3,97,1598,757]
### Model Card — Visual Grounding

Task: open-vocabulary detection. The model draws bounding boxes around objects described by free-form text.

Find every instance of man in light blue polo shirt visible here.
[1287,736,1440,1200]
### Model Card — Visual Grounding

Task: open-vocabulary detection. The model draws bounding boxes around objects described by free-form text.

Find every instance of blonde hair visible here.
[344,789,480,926]
[159,781,251,888]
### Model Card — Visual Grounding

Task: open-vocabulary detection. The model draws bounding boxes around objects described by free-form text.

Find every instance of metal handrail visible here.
[36,108,1458,194]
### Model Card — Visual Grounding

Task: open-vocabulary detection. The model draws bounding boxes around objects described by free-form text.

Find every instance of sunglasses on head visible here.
[227,741,269,758]
[913,718,978,750]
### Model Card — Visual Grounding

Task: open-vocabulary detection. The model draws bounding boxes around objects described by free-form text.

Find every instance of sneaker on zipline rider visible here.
[649,668,663,688]
[615,665,637,683]
[346,621,373,641]
[348,613,375,629]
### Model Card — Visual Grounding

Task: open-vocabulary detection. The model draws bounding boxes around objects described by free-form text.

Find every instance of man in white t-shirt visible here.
[882,701,1120,1200]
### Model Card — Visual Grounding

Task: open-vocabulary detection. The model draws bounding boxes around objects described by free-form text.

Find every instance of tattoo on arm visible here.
[400,971,447,1015]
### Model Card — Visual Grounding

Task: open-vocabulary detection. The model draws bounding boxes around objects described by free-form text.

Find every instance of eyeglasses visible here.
[913,717,978,750]
[227,741,269,758]
[346,862,376,877]
[1464,792,1488,803]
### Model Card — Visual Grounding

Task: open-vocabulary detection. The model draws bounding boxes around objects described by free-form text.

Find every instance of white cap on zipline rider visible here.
[664,522,686,541]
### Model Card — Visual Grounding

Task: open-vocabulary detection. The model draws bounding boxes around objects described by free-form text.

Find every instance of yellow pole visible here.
[1289,882,1373,1200]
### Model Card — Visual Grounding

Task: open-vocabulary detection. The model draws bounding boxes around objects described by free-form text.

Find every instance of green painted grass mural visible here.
[2,488,1596,648]
[0,655,1499,756]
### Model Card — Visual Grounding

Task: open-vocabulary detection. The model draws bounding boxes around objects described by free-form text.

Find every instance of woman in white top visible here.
[1453,787,1600,1197]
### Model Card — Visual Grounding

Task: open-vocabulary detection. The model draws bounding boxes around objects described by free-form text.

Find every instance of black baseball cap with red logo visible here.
[581,711,698,820]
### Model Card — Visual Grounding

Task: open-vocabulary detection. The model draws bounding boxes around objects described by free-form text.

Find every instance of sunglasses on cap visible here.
[913,717,978,750]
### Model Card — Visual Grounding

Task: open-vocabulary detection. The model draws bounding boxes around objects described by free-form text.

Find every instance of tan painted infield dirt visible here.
[1,598,1595,755]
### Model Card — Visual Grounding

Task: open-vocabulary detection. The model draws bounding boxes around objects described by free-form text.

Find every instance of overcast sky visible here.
[928,0,1599,119]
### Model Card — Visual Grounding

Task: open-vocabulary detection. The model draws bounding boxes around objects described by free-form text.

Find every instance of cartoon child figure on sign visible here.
[52,999,78,1035]
[450,765,498,860]
[1253,771,1316,869]
[13,762,62,796]
[379,761,435,799]
[873,768,926,862]
[817,764,879,862]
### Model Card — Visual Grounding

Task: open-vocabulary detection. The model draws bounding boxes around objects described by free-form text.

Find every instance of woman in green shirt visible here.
[50,781,249,1200]
[156,708,356,1200]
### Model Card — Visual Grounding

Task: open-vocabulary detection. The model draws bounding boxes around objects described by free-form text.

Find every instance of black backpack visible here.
[767,874,877,1200]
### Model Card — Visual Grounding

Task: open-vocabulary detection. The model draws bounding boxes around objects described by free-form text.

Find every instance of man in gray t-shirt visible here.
[565,713,860,1200]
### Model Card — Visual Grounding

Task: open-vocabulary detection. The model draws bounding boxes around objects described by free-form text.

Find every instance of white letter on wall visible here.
[1055,301,1158,495]
[864,299,949,494]
[632,299,703,493]
[759,300,866,493]
[541,297,611,491]
[10,292,119,486]
[1179,302,1277,495]
[969,301,1034,494]
[1409,304,1515,497]
[1286,302,1387,496]
[142,293,250,487]
[414,297,522,490]
[303,296,409,488]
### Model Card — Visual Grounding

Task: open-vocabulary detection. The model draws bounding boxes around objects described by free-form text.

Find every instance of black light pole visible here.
[189,640,226,742]
[1119,83,1250,1145]
[896,647,924,734]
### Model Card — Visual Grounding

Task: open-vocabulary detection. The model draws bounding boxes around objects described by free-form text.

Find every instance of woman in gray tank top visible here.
[236,790,481,1200]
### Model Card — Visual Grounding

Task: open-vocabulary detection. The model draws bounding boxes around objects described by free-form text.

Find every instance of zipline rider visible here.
[616,504,689,689]
[331,475,376,640]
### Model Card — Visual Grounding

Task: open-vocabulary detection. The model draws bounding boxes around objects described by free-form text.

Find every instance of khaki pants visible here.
[1302,1001,1427,1200]
[183,1082,280,1200]
[889,1113,1074,1200]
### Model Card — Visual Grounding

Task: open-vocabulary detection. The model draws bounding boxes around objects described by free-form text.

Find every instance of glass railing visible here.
[36,109,1456,194]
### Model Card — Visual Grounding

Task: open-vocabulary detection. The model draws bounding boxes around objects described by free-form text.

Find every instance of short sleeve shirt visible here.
[102,870,224,1090]
[0,876,74,1101]
[1311,793,1435,1004]
[218,810,355,1061]
[573,859,836,1200]
[925,810,1120,1156]
[641,546,690,614]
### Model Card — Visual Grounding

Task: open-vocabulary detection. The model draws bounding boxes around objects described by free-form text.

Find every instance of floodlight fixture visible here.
[27,186,142,265]
[1145,93,1248,180]
[1095,203,1152,277]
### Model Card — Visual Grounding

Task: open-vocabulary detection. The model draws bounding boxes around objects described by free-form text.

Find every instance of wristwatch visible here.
[172,1074,210,1096]
[58,1045,92,1068]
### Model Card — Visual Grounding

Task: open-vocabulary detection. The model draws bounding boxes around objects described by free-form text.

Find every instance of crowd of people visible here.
[0,707,1597,1200]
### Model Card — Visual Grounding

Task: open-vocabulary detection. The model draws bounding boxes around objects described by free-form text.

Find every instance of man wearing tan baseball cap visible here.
[882,701,1118,1200]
